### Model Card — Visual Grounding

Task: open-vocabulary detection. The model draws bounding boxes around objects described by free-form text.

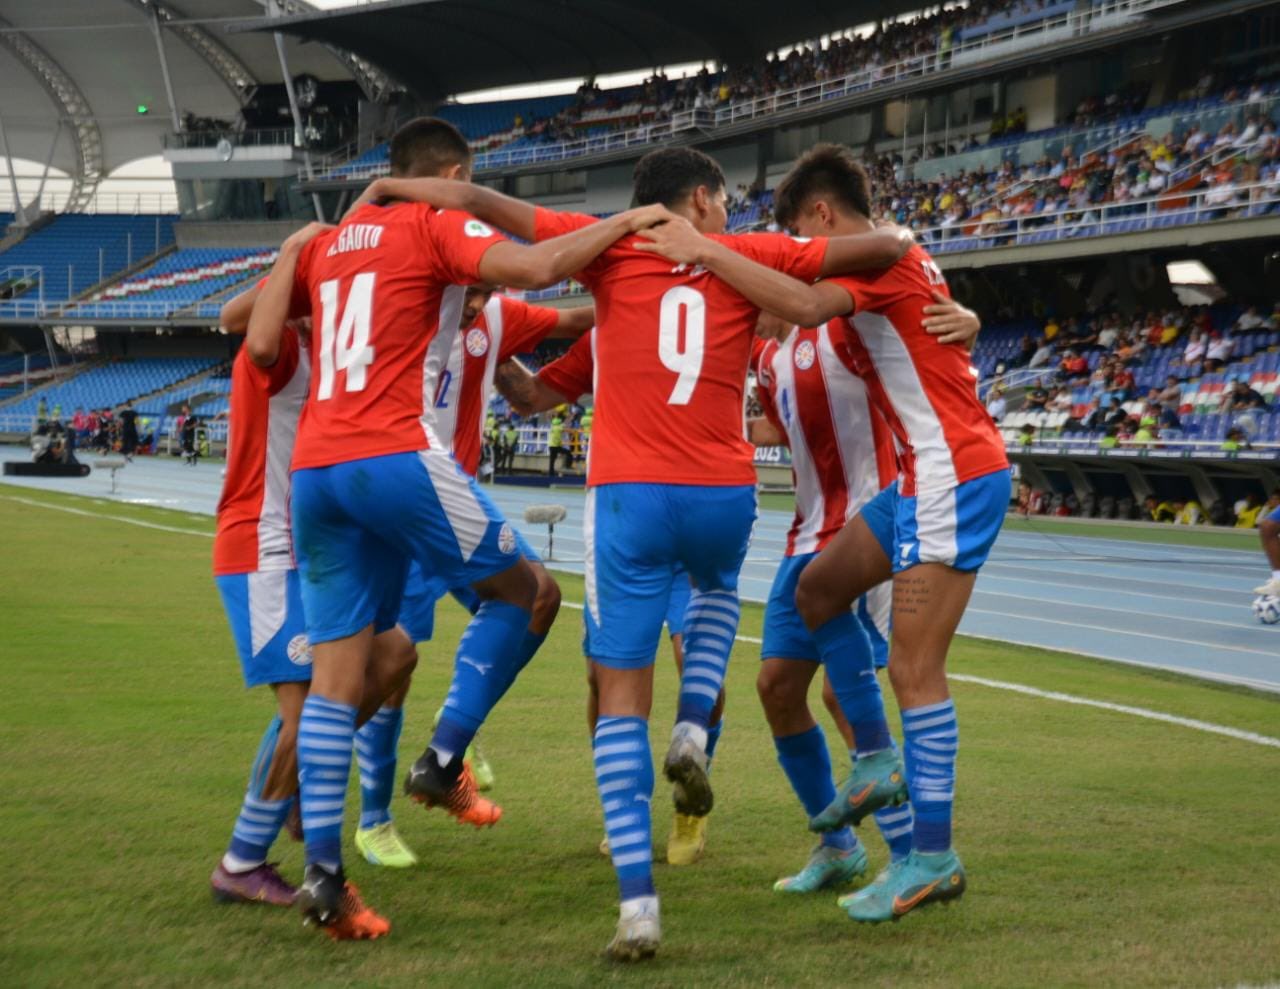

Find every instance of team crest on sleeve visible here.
[465,328,490,357]
[464,219,495,238]
[497,523,518,554]
[286,634,314,666]
[794,340,817,370]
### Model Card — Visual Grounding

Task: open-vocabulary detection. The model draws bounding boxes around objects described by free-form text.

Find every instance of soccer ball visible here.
[1251,595,1280,625]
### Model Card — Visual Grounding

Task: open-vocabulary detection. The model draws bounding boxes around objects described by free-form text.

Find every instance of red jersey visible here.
[828,245,1008,497]
[753,327,897,556]
[288,202,506,471]
[538,330,596,402]
[214,329,309,575]
[535,207,826,487]
[433,294,560,476]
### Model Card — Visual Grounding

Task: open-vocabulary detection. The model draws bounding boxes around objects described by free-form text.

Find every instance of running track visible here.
[2,450,1276,692]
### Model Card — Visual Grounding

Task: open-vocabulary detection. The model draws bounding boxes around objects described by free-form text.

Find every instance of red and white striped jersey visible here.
[432,295,560,477]
[214,329,309,575]
[753,326,897,556]
[827,244,1008,497]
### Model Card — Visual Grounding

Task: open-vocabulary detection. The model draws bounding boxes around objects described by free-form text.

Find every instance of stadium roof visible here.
[228,0,926,101]
[0,1,376,209]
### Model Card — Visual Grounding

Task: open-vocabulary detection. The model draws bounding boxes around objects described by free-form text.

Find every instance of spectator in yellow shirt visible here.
[1044,318,1060,342]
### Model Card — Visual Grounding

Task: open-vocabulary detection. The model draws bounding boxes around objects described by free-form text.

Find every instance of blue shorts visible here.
[666,563,692,638]
[216,569,313,688]
[291,449,523,645]
[1268,505,1280,523]
[858,483,898,563]
[761,553,890,669]
[894,469,1011,572]
[584,483,756,668]
[397,529,538,643]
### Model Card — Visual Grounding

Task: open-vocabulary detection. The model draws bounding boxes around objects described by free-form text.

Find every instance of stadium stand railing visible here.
[318,0,1188,181]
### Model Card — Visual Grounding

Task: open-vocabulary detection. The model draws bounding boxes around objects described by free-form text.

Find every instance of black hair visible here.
[632,147,725,208]
[775,143,872,227]
[389,117,471,178]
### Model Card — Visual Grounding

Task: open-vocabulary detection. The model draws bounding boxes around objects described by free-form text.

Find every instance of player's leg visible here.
[845,470,1009,924]
[211,569,312,906]
[291,463,402,938]
[758,554,866,893]
[663,566,721,866]
[1254,505,1280,595]
[395,450,536,825]
[798,489,908,830]
[584,484,673,961]
[667,484,756,819]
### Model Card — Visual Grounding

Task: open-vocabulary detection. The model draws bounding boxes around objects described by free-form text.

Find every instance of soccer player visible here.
[246,117,673,938]
[358,157,913,958]
[496,338,724,867]
[211,264,418,931]
[1254,491,1280,597]
[749,298,979,895]
[359,285,594,868]
[634,142,1011,923]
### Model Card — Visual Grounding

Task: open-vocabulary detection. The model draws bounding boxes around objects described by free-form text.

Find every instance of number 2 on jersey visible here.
[316,273,376,400]
[658,285,705,405]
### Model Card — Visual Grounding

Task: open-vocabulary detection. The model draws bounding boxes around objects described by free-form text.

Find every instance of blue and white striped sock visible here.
[432,600,530,764]
[872,803,915,862]
[222,715,292,871]
[297,694,356,872]
[594,716,655,902]
[675,588,740,730]
[816,613,891,755]
[901,699,958,854]
[355,706,403,830]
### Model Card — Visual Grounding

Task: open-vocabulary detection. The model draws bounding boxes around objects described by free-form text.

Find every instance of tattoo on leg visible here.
[893,572,930,617]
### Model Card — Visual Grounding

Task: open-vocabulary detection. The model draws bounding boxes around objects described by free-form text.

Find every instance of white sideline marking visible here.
[562,603,1280,748]
[7,496,1277,750]
[2,494,213,538]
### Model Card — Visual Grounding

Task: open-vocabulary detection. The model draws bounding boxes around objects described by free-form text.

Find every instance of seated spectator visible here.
[1224,379,1267,412]
[1143,495,1176,523]
[1099,425,1121,449]
[986,387,1008,422]
[1016,482,1047,515]
[1236,305,1266,332]
[1133,421,1158,447]
[1059,349,1088,381]
[1235,492,1263,526]
[1018,423,1037,447]
[1110,365,1136,400]
[1047,387,1072,413]
[1028,336,1055,369]
[1024,379,1050,411]
[1172,499,1203,525]
[1011,334,1036,368]
[1222,427,1252,452]
[1156,403,1182,431]
[1204,332,1235,371]
[1157,375,1183,407]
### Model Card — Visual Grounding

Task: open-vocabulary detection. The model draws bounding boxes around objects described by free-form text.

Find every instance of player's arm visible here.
[922,292,982,349]
[477,205,671,289]
[636,218,853,327]
[245,223,328,367]
[817,225,914,275]
[494,359,572,416]
[747,417,787,446]
[219,283,259,335]
[351,177,538,240]
[550,305,595,339]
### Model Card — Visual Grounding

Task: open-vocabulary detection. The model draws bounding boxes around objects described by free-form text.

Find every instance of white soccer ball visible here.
[1251,595,1280,625]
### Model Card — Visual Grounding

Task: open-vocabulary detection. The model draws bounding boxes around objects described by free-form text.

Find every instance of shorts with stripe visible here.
[216,568,313,687]
[761,552,889,669]
[583,482,756,668]
[291,449,522,645]
[894,468,1011,573]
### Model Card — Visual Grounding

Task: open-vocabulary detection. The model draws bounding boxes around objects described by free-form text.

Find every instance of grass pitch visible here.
[2,484,1278,988]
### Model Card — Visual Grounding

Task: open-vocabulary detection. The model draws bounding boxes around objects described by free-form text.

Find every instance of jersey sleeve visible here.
[497,298,562,361]
[532,207,606,288]
[714,232,829,282]
[536,333,594,401]
[751,342,785,436]
[242,325,301,395]
[425,208,509,285]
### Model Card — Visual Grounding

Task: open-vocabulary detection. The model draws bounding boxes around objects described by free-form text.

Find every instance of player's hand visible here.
[622,203,679,232]
[633,216,708,265]
[755,311,792,341]
[874,219,916,257]
[282,221,333,253]
[922,291,981,345]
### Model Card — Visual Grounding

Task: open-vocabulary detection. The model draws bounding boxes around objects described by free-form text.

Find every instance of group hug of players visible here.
[207,115,1009,960]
